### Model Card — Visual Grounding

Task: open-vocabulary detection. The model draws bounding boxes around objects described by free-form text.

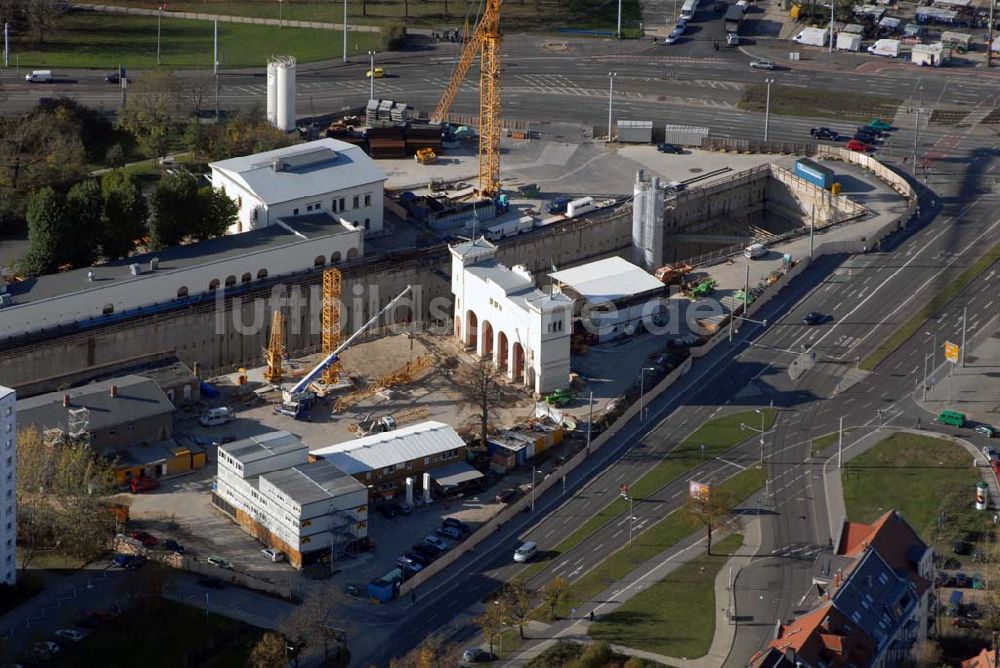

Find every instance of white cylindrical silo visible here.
[274,55,297,132]
[266,59,278,126]
[631,169,647,267]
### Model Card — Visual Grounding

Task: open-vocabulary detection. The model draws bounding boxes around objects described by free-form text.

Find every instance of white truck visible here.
[566,197,596,218]
[25,70,53,83]
[911,42,943,66]
[836,32,862,51]
[485,216,534,240]
[867,38,900,57]
[792,27,829,47]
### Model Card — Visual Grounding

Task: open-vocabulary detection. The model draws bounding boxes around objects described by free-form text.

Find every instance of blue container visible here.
[794,159,834,190]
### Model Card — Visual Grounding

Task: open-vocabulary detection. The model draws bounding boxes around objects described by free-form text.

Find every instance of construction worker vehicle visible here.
[415,148,438,164]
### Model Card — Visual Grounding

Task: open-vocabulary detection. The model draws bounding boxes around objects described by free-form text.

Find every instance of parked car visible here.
[402,551,430,567]
[984,446,998,460]
[163,539,186,554]
[411,544,441,561]
[802,312,825,326]
[657,142,683,154]
[810,127,838,140]
[207,555,234,570]
[855,126,884,140]
[749,59,775,70]
[130,530,158,547]
[261,548,286,563]
[396,555,424,571]
[496,488,520,504]
[443,518,471,534]
[869,118,892,132]
[436,525,464,540]
[975,425,997,438]
[846,139,871,152]
[198,577,227,590]
[954,572,972,587]
[424,535,451,552]
[54,628,87,643]
[130,477,160,493]
[462,647,498,663]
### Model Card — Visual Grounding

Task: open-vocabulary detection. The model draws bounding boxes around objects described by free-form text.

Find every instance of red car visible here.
[130,530,158,547]
[130,477,160,493]
[846,139,871,152]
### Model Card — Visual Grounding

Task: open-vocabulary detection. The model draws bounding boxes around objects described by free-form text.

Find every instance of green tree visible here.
[500,583,533,640]
[65,179,101,266]
[682,486,736,555]
[149,172,197,249]
[475,602,505,657]
[100,169,148,259]
[21,187,67,275]
[575,640,613,668]
[541,576,570,620]
[249,632,288,668]
[104,143,126,168]
[194,185,238,240]
[117,71,181,163]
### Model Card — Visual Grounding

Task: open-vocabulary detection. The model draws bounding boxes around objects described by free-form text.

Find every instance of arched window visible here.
[314,255,326,267]
[331,251,342,263]
[347,248,359,260]
[257,269,268,279]
[209,278,220,291]
[102,304,114,315]
[241,273,252,283]
[225,275,236,287]
[177,286,189,298]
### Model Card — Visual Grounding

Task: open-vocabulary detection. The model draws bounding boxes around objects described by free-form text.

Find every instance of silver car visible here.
[750,58,775,69]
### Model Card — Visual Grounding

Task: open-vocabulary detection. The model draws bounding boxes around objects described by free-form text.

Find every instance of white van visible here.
[199,407,233,427]
[513,541,538,563]
[25,70,53,83]
[744,243,767,259]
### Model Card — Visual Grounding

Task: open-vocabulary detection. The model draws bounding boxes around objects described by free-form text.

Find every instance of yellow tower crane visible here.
[322,268,342,386]
[431,0,503,197]
[264,309,285,383]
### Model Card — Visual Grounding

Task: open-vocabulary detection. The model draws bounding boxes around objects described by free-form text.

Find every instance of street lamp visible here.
[606,72,617,143]
[620,485,635,546]
[639,366,655,421]
[616,0,623,38]
[530,467,541,512]
[343,0,348,62]
[156,4,163,65]
[368,50,376,101]
[741,409,767,466]
[763,78,774,142]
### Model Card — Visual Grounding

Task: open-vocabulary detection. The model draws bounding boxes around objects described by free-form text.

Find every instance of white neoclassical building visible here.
[449,238,573,394]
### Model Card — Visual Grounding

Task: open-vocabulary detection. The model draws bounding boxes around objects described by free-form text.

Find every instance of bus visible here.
[680,0,699,19]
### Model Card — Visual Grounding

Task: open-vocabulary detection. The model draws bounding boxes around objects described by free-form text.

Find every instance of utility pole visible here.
[923,352,931,401]
[763,78,774,142]
[639,367,654,421]
[157,5,162,65]
[616,0,623,38]
[368,50,376,101]
[279,0,283,27]
[961,307,967,368]
[343,0,348,62]
[628,494,634,546]
[809,203,816,260]
[213,19,218,74]
[837,416,843,468]
[828,1,834,53]
[530,467,537,512]
[606,73,616,143]
[586,390,594,455]
[989,0,995,67]
[3,23,8,68]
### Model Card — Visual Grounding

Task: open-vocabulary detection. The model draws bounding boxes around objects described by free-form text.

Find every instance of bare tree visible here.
[280,589,350,667]
[475,602,505,656]
[682,485,736,555]
[500,582,533,639]
[541,576,570,620]
[249,632,288,668]
[117,70,184,164]
[458,356,503,449]
[179,71,215,117]
[24,0,60,43]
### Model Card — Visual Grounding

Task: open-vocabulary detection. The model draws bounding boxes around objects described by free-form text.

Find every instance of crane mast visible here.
[431,0,503,197]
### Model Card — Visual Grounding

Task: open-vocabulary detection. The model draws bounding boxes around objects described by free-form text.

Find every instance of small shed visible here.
[877,16,900,32]
[912,42,945,66]
[940,31,971,49]
[617,120,654,144]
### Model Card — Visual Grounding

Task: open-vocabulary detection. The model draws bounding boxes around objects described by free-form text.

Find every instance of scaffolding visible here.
[322,269,343,386]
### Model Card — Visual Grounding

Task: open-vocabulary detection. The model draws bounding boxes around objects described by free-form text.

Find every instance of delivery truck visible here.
[724,5,745,33]
[485,216,534,240]
[867,38,900,57]
[792,27,829,47]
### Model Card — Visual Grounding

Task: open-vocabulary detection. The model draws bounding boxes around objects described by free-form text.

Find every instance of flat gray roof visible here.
[4,215,351,308]
[210,138,385,206]
[222,431,307,465]
[549,256,664,303]
[16,374,173,433]
[262,459,365,506]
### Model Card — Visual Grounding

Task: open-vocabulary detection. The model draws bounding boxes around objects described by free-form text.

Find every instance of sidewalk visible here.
[917,315,1000,426]
[499,517,763,667]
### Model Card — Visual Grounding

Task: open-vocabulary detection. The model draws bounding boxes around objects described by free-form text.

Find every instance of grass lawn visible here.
[739,84,901,121]
[519,409,776,583]
[860,242,1000,371]
[91,0,642,31]
[810,429,853,457]
[17,550,90,571]
[548,466,764,619]
[842,432,991,551]
[51,598,262,667]
[12,11,379,69]
[589,533,743,659]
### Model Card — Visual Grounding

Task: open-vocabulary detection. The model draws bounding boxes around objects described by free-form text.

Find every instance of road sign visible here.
[689,480,710,501]
[944,341,959,364]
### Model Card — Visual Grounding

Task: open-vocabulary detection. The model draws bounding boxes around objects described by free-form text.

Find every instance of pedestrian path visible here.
[500,518,763,667]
